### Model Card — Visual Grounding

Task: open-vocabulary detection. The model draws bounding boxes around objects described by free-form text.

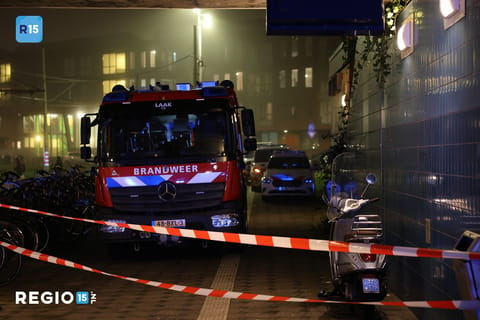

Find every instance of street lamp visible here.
[193,9,212,83]
[42,47,49,169]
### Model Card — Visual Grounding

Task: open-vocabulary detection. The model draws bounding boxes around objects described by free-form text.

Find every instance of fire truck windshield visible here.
[100,111,231,162]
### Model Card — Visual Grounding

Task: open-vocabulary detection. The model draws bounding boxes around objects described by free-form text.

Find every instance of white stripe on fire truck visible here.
[106,175,172,188]
[106,172,221,187]
[187,172,222,184]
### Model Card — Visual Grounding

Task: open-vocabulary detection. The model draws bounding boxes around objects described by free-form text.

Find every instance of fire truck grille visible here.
[108,182,225,212]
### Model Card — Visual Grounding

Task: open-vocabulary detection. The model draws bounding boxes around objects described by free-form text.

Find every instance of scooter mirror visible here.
[366,173,377,185]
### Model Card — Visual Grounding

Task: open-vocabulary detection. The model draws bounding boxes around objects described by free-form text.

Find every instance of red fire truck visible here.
[80,80,256,248]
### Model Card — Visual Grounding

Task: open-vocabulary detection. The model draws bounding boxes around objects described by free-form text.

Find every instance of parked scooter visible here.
[321,152,387,301]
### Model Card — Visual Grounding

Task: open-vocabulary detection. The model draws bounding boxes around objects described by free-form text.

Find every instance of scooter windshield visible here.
[326,152,369,220]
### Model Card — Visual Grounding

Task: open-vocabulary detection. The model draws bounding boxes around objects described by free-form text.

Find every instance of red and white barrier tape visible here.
[1,203,479,261]
[1,240,479,310]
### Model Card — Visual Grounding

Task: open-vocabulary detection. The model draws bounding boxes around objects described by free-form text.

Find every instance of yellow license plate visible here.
[152,219,186,228]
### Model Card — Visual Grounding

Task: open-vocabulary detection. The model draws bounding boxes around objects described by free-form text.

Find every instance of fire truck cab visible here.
[80,80,256,247]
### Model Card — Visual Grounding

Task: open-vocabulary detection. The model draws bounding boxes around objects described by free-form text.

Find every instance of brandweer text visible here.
[133,165,199,175]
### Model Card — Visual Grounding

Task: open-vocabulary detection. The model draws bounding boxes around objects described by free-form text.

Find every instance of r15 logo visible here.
[75,291,96,305]
[16,16,43,43]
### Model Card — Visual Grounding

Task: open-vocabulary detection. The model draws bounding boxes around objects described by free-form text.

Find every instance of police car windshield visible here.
[254,148,286,162]
[103,111,229,160]
[268,157,310,169]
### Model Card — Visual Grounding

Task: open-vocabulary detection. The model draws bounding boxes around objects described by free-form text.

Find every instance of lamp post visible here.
[193,9,212,84]
[42,47,49,169]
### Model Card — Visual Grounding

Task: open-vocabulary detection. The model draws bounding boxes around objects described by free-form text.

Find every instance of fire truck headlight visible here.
[100,219,126,233]
[211,214,240,228]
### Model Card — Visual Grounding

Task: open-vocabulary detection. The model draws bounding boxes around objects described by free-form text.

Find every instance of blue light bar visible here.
[202,86,228,97]
[273,174,294,181]
[199,81,218,87]
[102,91,128,102]
[176,83,192,91]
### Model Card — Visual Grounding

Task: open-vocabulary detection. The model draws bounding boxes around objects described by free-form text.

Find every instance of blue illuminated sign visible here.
[16,16,43,43]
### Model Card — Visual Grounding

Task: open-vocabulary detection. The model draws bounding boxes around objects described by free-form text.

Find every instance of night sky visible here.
[0,8,266,51]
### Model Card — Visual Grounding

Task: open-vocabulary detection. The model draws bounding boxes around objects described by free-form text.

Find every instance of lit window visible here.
[236,72,244,91]
[224,73,230,80]
[0,63,11,83]
[266,102,273,121]
[102,53,126,74]
[291,69,298,87]
[102,79,126,95]
[305,67,313,88]
[291,37,298,57]
[150,50,156,68]
[115,54,125,73]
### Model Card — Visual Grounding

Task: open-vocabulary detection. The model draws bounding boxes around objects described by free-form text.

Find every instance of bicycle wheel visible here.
[0,246,22,286]
[31,217,49,252]
[0,220,24,248]
[9,218,38,251]
[0,246,5,269]
[0,223,23,286]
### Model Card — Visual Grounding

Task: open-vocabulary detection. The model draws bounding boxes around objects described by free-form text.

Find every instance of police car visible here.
[260,150,314,199]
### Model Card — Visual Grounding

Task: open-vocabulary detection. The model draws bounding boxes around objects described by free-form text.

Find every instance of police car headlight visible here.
[100,219,126,233]
[304,178,313,184]
[211,214,240,228]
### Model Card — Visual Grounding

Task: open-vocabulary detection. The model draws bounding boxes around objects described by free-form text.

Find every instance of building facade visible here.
[328,1,479,319]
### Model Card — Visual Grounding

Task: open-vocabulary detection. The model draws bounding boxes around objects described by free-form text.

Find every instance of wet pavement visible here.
[0,192,418,319]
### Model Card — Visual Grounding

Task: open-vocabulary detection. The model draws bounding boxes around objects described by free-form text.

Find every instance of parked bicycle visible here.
[0,165,96,286]
[0,165,95,247]
[0,219,24,286]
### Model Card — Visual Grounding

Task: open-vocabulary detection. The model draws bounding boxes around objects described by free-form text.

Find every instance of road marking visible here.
[197,253,241,320]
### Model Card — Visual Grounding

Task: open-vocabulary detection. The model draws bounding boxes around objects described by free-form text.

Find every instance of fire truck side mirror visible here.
[241,109,256,137]
[80,116,91,145]
[244,138,257,152]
